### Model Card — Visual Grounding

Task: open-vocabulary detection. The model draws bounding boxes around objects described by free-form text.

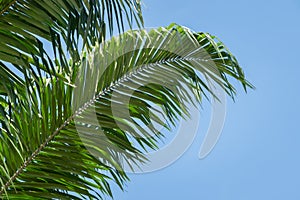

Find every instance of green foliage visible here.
[0,0,253,199]
[0,0,14,14]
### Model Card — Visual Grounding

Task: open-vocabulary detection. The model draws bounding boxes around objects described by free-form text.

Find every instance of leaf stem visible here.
[0,0,18,16]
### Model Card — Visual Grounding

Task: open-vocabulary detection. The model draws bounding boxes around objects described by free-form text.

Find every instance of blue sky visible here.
[111,0,300,199]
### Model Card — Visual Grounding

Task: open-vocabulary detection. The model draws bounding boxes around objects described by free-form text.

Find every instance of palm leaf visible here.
[0,0,143,93]
[0,23,253,199]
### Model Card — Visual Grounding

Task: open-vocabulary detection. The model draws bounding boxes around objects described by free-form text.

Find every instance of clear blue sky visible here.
[111,0,300,199]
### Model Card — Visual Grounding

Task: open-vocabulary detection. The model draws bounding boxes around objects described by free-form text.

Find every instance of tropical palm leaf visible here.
[0,0,143,87]
[0,22,253,199]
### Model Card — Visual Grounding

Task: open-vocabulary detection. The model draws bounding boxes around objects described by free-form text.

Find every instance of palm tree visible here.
[0,0,253,199]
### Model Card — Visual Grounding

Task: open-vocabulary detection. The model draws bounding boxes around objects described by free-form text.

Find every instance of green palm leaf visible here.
[0,0,143,89]
[0,22,253,199]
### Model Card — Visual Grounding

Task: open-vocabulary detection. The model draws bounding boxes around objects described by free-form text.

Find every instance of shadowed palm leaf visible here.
[0,0,253,199]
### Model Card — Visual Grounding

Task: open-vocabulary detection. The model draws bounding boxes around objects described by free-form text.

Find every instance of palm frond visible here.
[0,23,252,199]
[0,0,143,89]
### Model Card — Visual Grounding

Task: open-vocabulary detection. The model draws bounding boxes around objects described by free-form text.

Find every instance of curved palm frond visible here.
[0,0,143,91]
[0,23,253,199]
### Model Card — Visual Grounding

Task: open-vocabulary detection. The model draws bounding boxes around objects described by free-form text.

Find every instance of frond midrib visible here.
[0,0,17,16]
